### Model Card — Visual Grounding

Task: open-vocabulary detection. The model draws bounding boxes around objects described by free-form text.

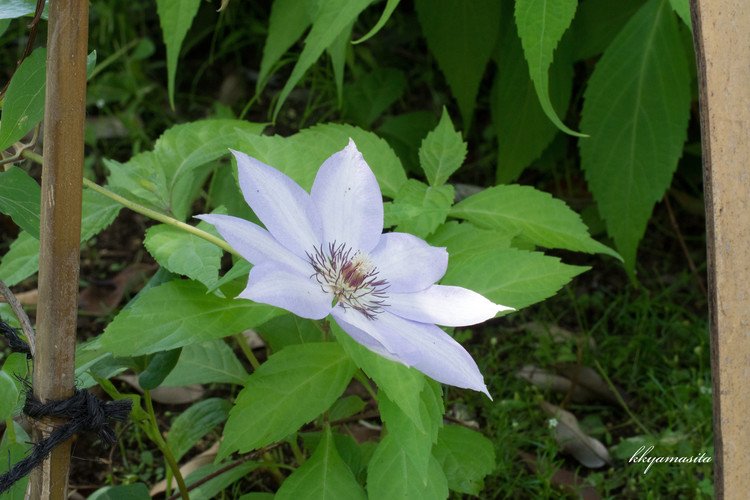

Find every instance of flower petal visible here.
[239,262,332,320]
[311,140,383,252]
[333,308,489,396]
[331,307,397,361]
[233,149,322,258]
[388,285,514,326]
[195,214,309,275]
[369,232,448,293]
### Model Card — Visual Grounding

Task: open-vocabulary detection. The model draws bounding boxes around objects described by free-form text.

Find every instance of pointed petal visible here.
[195,214,308,275]
[311,140,384,252]
[388,285,514,326]
[233,149,322,258]
[369,232,448,293]
[333,308,489,396]
[240,262,332,320]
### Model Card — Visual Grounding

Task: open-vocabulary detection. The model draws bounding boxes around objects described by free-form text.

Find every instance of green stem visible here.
[21,149,239,257]
[144,390,191,500]
[234,333,261,370]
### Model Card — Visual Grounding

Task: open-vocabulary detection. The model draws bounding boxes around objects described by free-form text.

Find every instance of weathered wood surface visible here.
[691,1,750,497]
[30,0,90,498]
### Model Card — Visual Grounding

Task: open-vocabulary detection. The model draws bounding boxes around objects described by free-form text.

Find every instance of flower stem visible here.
[144,390,191,500]
[234,334,261,370]
[21,149,240,258]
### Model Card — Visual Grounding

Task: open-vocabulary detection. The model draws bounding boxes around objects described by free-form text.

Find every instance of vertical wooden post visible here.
[30,0,89,498]
[691,1,750,497]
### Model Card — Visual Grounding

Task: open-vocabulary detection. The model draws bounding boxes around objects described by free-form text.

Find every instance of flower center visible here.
[307,242,389,319]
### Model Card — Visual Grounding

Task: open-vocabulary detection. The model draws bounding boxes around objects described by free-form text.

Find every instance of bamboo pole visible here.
[29,0,89,498]
[691,1,750,497]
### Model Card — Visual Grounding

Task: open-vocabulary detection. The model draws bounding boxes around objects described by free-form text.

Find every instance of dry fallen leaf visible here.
[517,365,597,403]
[117,374,205,405]
[150,442,220,496]
[520,321,597,350]
[540,401,612,469]
[79,263,157,315]
[554,363,632,407]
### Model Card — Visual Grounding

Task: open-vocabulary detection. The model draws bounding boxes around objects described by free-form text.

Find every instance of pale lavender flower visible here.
[197,140,513,396]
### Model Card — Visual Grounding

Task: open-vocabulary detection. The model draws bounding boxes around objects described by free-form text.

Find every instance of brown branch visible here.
[0,280,36,357]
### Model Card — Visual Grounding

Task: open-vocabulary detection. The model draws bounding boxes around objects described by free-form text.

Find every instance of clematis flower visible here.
[197,140,513,396]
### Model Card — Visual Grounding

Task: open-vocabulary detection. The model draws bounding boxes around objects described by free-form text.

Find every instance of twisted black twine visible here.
[0,317,132,494]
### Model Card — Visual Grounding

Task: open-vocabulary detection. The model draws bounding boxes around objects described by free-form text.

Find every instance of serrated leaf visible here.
[276,427,367,500]
[367,436,448,500]
[343,68,406,128]
[384,180,453,238]
[80,188,121,242]
[236,123,406,198]
[328,395,366,421]
[219,342,356,459]
[144,222,222,288]
[418,108,466,186]
[579,0,690,274]
[492,11,573,183]
[433,425,495,495]
[168,398,231,462]
[377,111,437,173]
[0,231,38,286]
[0,47,45,150]
[272,0,373,121]
[0,166,40,238]
[429,221,516,255]
[96,280,282,357]
[415,0,501,130]
[515,0,582,136]
[156,0,201,108]
[451,185,620,259]
[441,246,588,310]
[257,0,311,94]
[161,339,249,387]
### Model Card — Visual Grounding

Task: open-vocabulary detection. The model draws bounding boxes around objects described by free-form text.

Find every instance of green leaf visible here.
[0,47,45,150]
[0,371,19,421]
[155,0,200,108]
[0,422,31,500]
[88,483,151,500]
[442,246,588,310]
[429,221,516,255]
[569,0,645,61]
[377,111,437,173]
[0,231,38,287]
[257,0,311,93]
[418,108,466,186]
[237,123,406,198]
[492,11,573,183]
[138,348,182,390]
[433,425,495,495]
[161,339,249,387]
[0,18,9,36]
[97,280,281,357]
[328,395,366,421]
[206,259,252,294]
[277,427,367,500]
[367,436,448,500]
[144,222,222,288]
[343,68,406,128]
[167,398,231,462]
[272,0,373,121]
[451,185,620,259]
[0,166,40,238]
[331,321,427,430]
[515,0,582,136]
[327,21,354,106]
[0,0,47,19]
[219,342,356,459]
[384,180,453,238]
[415,0,501,129]
[579,0,690,274]
[255,313,324,352]
[106,119,265,219]
[353,0,401,43]
[80,188,122,242]
[186,461,259,499]
[669,0,692,31]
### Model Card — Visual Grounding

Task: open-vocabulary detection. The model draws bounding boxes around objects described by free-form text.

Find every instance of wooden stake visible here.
[691,1,750,497]
[30,0,89,498]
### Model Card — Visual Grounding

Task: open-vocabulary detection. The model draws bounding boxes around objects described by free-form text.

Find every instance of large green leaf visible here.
[0,167,40,238]
[0,47,45,150]
[272,0,373,121]
[80,188,122,242]
[161,339,249,387]
[167,398,231,462]
[569,0,645,61]
[0,371,18,421]
[0,231,38,286]
[414,0,501,130]
[255,313,324,352]
[257,0,311,94]
[143,222,222,288]
[96,280,281,357]
[418,108,466,186]
[451,185,620,259]
[219,342,356,459]
[433,425,495,495]
[236,123,406,198]
[492,10,573,183]
[579,0,690,274]
[384,180,453,239]
[367,436,448,500]
[0,423,31,500]
[343,68,407,128]
[514,0,581,136]
[106,120,265,219]
[155,0,201,108]
[186,462,259,499]
[352,0,401,44]
[276,427,367,500]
